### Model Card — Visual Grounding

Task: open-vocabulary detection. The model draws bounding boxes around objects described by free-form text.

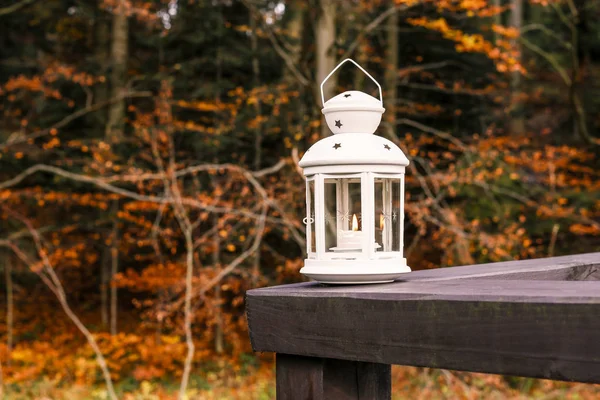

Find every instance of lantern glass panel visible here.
[324,176,362,255]
[374,177,401,253]
[324,179,337,252]
[307,179,316,256]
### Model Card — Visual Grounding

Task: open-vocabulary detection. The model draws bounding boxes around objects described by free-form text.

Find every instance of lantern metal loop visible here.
[320,58,383,107]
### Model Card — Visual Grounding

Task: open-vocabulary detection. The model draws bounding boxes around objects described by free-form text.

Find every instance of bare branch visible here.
[341,4,417,60]
[240,0,310,87]
[1,91,152,151]
[0,207,118,400]
[519,36,571,85]
[521,24,572,49]
[0,0,36,17]
[0,163,285,224]
[394,118,471,154]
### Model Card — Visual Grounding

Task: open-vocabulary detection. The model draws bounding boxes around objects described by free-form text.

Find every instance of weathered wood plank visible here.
[248,280,600,383]
[398,252,600,282]
[256,253,600,293]
[250,279,600,302]
[275,354,391,400]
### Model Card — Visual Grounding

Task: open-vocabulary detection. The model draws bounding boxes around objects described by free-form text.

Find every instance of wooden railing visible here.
[246,253,600,399]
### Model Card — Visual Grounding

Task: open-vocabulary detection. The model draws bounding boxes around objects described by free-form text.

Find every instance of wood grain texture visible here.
[276,354,391,400]
[276,354,323,400]
[247,253,600,383]
[398,252,600,282]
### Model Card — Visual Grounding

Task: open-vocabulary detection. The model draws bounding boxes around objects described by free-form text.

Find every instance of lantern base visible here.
[300,258,411,285]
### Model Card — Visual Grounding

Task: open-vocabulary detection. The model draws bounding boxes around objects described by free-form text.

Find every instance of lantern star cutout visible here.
[333,143,342,149]
[384,144,391,150]
[334,120,343,128]
[344,94,351,98]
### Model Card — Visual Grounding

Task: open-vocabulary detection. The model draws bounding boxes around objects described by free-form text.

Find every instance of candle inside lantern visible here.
[331,214,382,252]
[336,214,363,250]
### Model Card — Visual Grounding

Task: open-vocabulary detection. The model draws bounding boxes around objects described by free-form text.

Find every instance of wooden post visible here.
[276,354,391,400]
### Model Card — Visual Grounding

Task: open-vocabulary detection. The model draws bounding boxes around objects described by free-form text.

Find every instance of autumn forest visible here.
[0,0,599,398]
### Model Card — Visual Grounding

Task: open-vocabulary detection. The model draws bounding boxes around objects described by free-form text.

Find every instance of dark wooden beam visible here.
[247,253,600,384]
[276,354,391,400]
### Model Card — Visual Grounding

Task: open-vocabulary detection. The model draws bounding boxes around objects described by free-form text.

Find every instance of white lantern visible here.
[299,59,411,284]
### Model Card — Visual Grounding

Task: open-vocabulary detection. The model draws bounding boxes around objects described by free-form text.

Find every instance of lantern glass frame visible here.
[306,171,406,262]
[305,178,316,258]
[322,174,364,260]
[372,174,405,259]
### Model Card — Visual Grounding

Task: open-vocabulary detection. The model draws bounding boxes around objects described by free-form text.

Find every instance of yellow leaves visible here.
[570,224,600,236]
[15,152,23,159]
[219,229,228,238]
[175,100,223,112]
[43,137,60,150]
[247,115,268,129]
[456,34,487,53]
[492,25,519,39]
[226,244,236,252]
[161,335,180,345]
[407,17,524,74]
[407,17,449,32]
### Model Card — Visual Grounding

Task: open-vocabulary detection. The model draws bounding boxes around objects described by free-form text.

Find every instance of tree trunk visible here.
[93,1,110,129]
[283,1,304,84]
[5,257,13,365]
[212,215,224,354]
[107,3,126,334]
[100,246,109,329]
[569,3,592,144]
[212,8,225,355]
[315,0,336,137]
[493,0,502,43]
[106,0,128,141]
[110,201,119,335]
[509,0,525,134]
[250,12,262,286]
[385,10,399,126]
[353,40,369,91]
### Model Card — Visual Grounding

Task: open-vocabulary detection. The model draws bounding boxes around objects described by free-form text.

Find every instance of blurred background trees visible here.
[0,0,598,397]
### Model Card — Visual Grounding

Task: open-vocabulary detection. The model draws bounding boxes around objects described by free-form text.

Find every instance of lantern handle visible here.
[320,58,383,107]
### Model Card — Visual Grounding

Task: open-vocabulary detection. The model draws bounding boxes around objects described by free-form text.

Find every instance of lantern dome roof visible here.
[321,91,384,135]
[299,133,409,170]
[322,90,383,111]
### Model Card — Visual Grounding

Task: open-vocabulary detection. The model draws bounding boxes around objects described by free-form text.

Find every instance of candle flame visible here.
[380,214,384,230]
[352,214,358,231]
